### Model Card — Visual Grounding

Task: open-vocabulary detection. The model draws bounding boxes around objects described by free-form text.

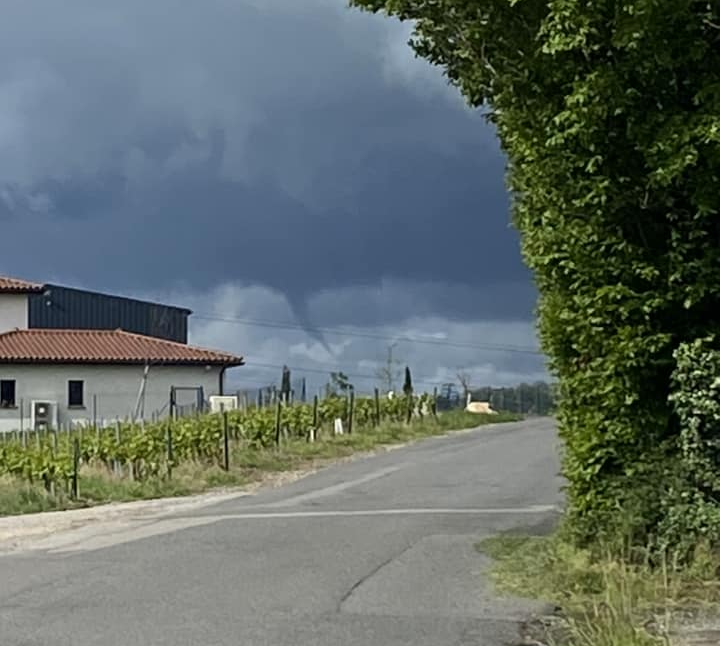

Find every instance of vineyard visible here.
[0,393,437,498]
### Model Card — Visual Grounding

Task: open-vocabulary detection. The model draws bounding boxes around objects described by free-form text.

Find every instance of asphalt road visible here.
[0,417,562,646]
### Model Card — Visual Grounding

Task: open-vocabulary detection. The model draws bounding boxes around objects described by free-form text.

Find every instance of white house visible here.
[0,328,244,433]
[0,275,38,332]
[0,275,244,432]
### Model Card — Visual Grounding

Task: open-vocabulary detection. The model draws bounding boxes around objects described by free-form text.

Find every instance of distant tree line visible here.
[239,366,556,417]
[436,381,556,416]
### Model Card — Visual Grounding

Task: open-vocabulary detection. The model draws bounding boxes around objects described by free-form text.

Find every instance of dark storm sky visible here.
[0,0,535,331]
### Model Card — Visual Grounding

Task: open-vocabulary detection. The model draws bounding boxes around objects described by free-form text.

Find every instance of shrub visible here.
[659,337,720,558]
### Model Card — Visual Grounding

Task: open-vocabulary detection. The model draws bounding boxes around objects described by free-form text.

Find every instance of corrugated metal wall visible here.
[28,285,189,343]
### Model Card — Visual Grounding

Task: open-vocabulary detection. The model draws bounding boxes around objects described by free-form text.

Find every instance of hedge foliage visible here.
[660,337,720,557]
[352,0,720,547]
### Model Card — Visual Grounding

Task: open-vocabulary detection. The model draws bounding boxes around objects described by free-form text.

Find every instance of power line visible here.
[240,360,474,389]
[230,361,550,394]
[192,313,543,355]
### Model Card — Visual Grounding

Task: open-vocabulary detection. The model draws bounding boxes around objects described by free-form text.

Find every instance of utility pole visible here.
[376,342,400,393]
[387,342,402,393]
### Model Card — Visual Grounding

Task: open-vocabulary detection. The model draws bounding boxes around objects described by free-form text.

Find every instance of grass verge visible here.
[0,410,520,517]
[478,532,720,645]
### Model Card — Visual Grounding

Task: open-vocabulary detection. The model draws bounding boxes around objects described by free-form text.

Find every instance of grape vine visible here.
[0,393,435,495]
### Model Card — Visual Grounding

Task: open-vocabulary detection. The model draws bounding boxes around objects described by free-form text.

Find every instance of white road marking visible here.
[44,517,216,554]
[264,465,405,508]
[219,506,559,519]
[44,505,558,555]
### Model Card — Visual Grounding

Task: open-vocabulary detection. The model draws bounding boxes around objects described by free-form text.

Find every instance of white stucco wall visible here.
[0,363,225,433]
[0,294,29,333]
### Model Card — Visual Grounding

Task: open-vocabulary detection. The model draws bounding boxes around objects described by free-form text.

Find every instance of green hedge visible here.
[351,0,720,550]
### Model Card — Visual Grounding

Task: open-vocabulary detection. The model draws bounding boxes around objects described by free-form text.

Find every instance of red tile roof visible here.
[0,276,45,293]
[0,329,244,366]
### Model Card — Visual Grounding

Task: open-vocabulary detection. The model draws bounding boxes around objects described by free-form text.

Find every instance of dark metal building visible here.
[27,284,191,344]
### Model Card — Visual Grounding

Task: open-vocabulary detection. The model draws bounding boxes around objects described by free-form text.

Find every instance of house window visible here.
[68,380,85,408]
[0,380,16,408]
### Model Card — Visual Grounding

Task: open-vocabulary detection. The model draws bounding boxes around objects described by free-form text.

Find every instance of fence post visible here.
[71,437,80,500]
[374,388,381,427]
[223,411,230,471]
[274,399,282,446]
[312,395,319,440]
[432,387,438,420]
[166,422,174,479]
[114,420,122,475]
[347,388,355,435]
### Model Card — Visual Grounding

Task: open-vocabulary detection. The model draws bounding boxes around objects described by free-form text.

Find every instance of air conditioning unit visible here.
[31,401,58,432]
[209,395,238,413]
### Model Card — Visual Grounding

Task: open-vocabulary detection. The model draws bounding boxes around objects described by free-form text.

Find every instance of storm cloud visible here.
[0,1,544,388]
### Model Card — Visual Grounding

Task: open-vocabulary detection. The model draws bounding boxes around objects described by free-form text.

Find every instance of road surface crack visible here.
[336,542,415,613]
